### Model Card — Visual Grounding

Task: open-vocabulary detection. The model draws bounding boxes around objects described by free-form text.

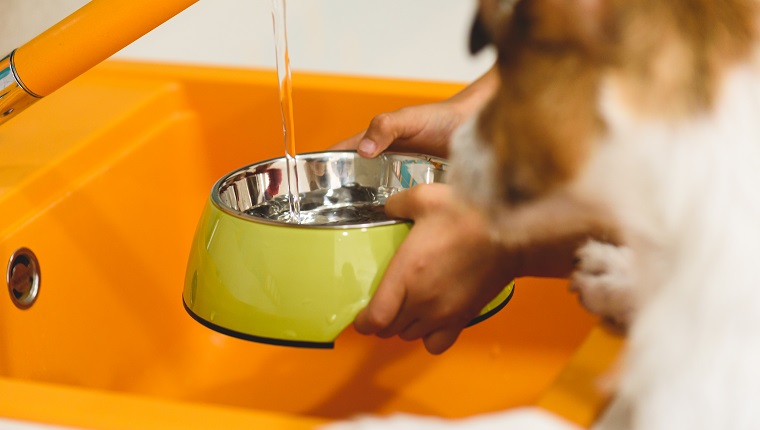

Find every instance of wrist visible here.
[449,65,499,117]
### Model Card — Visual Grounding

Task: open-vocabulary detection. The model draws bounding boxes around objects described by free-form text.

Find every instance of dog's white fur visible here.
[582,59,760,430]
[324,47,760,430]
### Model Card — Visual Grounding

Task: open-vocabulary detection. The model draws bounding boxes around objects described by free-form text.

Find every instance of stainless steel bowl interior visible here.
[213,151,448,227]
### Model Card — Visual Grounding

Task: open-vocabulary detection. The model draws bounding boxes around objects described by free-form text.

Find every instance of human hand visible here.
[331,67,499,158]
[331,102,462,159]
[354,183,516,354]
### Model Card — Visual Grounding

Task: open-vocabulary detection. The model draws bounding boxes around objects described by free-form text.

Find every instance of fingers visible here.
[398,320,424,341]
[383,189,416,220]
[378,316,417,339]
[354,219,419,336]
[353,271,407,335]
[423,329,462,355]
[353,187,433,337]
[365,184,447,338]
[353,183,501,356]
[384,183,449,220]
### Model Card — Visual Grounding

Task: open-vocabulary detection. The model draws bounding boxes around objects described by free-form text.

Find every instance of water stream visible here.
[271,0,301,223]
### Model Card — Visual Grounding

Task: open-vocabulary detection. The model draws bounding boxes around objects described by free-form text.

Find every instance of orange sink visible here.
[0,61,621,429]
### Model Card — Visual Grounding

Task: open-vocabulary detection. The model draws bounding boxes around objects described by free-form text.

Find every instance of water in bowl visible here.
[245,183,398,225]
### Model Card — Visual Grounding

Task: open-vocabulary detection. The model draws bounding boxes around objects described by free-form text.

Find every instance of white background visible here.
[1,0,494,83]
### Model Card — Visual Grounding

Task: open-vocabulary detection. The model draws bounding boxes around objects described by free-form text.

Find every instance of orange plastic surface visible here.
[0,378,325,429]
[0,61,621,428]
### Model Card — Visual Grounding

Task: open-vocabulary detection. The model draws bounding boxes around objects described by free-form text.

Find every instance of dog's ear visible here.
[472,0,609,55]
[469,13,491,54]
[470,0,519,54]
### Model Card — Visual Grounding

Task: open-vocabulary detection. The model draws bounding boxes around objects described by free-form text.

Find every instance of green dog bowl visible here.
[183,151,514,348]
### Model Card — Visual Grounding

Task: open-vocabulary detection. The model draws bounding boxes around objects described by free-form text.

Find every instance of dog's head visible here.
[464,0,609,206]
[451,0,614,249]
[452,0,757,246]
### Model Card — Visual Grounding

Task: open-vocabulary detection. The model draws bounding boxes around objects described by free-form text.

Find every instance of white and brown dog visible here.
[331,0,760,428]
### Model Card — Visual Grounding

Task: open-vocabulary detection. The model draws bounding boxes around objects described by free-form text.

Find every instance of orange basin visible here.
[0,61,621,428]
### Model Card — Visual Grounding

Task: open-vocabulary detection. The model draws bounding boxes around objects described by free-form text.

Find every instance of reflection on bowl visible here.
[183,150,514,348]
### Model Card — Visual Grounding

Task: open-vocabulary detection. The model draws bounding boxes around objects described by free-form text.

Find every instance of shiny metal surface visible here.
[6,247,41,310]
[214,151,448,229]
[0,51,41,126]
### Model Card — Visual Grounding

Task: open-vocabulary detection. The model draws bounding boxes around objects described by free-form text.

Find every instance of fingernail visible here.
[358,138,377,156]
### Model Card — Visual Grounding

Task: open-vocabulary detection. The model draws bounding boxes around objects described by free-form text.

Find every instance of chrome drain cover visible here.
[7,247,40,310]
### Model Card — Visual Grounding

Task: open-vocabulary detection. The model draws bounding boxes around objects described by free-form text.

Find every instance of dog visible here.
[328,0,760,428]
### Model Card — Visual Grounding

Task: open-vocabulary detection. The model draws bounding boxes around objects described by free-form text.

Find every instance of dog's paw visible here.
[570,240,636,331]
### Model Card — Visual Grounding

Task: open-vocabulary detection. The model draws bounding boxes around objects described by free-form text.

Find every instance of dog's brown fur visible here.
[472,0,758,250]
[612,0,756,118]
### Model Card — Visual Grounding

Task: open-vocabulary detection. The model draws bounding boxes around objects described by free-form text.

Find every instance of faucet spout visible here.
[1,0,200,126]
[1,52,38,123]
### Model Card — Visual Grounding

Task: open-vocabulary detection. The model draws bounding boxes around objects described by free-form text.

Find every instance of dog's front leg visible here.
[571,240,637,332]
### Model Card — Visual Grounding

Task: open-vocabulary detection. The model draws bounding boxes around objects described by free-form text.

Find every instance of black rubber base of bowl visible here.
[183,300,335,349]
[182,284,514,349]
[467,284,515,328]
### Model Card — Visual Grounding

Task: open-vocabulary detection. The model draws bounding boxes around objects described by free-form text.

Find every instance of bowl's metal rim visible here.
[209,150,447,230]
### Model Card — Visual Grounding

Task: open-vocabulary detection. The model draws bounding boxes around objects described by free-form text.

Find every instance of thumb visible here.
[330,130,364,152]
[357,108,423,157]
[357,113,401,158]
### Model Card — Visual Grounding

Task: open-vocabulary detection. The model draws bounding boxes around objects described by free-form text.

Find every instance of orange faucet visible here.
[0,0,199,125]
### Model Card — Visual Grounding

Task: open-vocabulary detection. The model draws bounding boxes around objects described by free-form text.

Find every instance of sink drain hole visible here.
[6,247,40,310]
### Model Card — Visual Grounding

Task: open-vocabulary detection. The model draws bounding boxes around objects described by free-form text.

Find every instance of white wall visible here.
[1,0,494,83]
